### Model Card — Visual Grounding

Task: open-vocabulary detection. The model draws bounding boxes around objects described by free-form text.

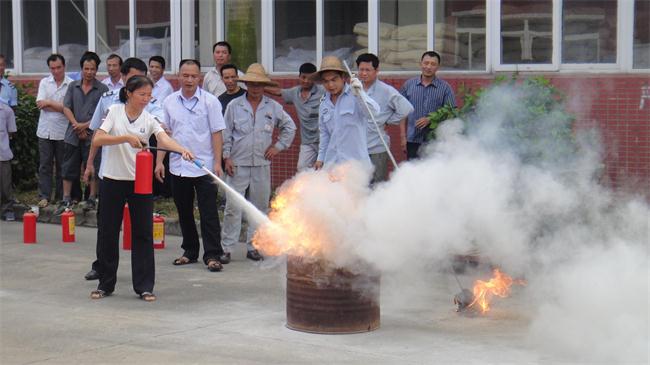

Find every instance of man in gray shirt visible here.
[267,63,323,171]
[58,52,108,213]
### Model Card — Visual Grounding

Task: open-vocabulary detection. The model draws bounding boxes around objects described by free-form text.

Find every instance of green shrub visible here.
[10,83,39,191]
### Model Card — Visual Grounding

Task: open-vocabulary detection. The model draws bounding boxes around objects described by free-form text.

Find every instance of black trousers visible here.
[406,142,421,160]
[97,178,154,295]
[172,174,224,264]
[149,135,171,197]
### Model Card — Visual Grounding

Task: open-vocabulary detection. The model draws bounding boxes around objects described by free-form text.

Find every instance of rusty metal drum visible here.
[286,255,380,334]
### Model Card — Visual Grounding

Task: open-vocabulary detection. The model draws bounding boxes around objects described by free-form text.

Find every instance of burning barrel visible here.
[286,255,380,334]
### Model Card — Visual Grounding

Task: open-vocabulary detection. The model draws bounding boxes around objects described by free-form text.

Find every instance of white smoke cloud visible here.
[255,83,649,363]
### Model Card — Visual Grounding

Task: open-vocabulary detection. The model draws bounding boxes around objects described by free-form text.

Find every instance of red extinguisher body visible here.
[153,214,165,249]
[134,149,153,194]
[123,203,131,250]
[61,209,75,243]
[23,211,37,244]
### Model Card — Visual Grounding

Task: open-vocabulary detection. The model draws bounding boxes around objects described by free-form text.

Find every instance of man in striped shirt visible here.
[400,51,456,160]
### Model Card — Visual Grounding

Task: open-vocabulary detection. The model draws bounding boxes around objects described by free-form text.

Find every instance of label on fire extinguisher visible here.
[69,216,75,236]
[153,222,163,242]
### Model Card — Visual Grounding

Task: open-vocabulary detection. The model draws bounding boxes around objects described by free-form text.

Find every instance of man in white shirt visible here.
[101,54,124,91]
[202,41,244,98]
[149,56,173,103]
[36,54,74,208]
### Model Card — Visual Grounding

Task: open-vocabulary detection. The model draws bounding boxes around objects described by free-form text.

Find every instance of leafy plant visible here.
[10,83,40,190]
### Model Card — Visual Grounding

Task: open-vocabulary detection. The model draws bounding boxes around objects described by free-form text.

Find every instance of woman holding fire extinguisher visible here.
[90,75,194,302]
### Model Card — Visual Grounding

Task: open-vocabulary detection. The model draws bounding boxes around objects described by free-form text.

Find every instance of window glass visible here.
[194,0,218,68]
[274,0,316,72]
[22,0,52,72]
[325,0,367,66]
[225,0,261,71]
[633,0,650,69]
[135,0,170,70]
[437,0,486,70]
[0,0,13,69]
[378,0,427,71]
[96,0,129,72]
[501,0,552,64]
[562,0,617,63]
[57,0,88,72]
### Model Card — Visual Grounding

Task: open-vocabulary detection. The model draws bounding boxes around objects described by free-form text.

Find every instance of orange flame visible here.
[468,269,526,314]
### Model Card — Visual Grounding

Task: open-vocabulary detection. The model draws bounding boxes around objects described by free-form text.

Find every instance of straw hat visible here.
[239,63,277,86]
[313,56,350,81]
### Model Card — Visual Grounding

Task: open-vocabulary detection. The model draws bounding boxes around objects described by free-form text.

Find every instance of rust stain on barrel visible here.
[286,255,380,334]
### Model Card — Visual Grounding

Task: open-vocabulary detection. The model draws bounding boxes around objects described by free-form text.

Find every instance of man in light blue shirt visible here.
[0,55,18,108]
[313,56,379,171]
[356,53,413,183]
[155,59,227,272]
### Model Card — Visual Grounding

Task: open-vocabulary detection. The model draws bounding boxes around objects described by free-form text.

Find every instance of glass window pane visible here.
[96,0,129,72]
[57,0,88,72]
[195,0,217,68]
[274,0,316,72]
[633,0,650,69]
[562,0,617,63]
[325,0,366,66]
[379,0,426,71]
[0,0,13,69]
[501,0,552,64]
[438,0,486,71]
[22,0,52,73]
[135,0,170,70]
[225,0,261,71]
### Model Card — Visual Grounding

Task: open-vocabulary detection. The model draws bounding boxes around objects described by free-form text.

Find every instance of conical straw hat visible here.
[313,56,350,80]
[238,63,277,86]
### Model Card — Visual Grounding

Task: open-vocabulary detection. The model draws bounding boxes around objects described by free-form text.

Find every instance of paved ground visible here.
[1,220,557,364]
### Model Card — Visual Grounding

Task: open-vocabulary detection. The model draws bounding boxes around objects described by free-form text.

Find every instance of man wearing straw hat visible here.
[221,63,296,262]
[313,56,380,171]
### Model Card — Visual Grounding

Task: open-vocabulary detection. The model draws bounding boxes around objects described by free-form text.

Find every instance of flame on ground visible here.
[468,268,526,314]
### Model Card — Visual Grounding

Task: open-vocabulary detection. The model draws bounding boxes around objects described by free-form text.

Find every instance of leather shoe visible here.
[219,252,231,264]
[84,269,99,280]
[246,249,263,261]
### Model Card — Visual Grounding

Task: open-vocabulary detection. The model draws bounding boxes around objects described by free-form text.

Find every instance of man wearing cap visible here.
[221,63,296,262]
[266,63,324,171]
[313,56,380,171]
[400,51,456,160]
[356,53,413,183]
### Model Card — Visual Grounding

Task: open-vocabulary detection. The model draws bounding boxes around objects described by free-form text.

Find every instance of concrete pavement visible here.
[0,220,556,364]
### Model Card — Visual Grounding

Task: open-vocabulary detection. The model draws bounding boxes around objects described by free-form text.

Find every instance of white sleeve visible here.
[99,106,116,133]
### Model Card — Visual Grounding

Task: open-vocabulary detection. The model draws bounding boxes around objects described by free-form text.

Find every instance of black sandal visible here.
[172,256,197,266]
[207,259,223,272]
[90,289,111,299]
[139,292,156,302]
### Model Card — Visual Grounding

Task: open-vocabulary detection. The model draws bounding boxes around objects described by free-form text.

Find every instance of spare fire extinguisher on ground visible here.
[153,213,165,249]
[123,203,131,250]
[23,210,37,244]
[61,208,75,243]
[134,149,153,194]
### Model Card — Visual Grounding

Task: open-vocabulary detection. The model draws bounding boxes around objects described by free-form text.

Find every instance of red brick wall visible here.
[12,74,650,197]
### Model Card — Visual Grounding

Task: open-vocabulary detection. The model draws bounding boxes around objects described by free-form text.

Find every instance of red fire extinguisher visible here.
[61,208,75,243]
[153,213,165,249]
[134,149,153,194]
[123,203,131,250]
[23,210,37,244]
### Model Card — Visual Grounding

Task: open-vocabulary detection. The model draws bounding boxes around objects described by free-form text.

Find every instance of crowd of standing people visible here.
[0,42,456,302]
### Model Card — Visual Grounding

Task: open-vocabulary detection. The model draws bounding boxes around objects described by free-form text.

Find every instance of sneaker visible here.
[81,198,96,211]
[246,249,264,261]
[54,201,72,215]
[4,211,15,221]
[37,199,49,208]
[219,252,231,264]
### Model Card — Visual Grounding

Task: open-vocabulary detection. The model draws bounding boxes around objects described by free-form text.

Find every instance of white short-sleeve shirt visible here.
[98,104,164,181]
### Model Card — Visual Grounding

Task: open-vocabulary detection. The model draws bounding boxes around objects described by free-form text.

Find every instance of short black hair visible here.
[179,58,201,70]
[421,51,441,63]
[119,75,154,103]
[355,53,379,69]
[106,53,123,65]
[80,51,101,69]
[212,41,232,54]
[46,53,66,66]
[120,57,148,76]
[220,63,238,76]
[149,55,166,69]
[298,63,317,75]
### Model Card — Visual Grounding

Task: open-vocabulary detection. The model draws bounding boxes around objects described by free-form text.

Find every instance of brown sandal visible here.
[207,259,223,272]
[139,292,156,302]
[172,256,197,266]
